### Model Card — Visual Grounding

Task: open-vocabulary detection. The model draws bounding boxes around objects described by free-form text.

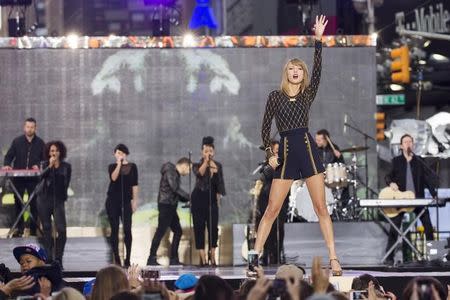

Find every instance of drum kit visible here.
[287,145,369,222]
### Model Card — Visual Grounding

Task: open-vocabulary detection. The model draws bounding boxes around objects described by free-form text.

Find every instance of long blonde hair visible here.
[280,58,310,95]
[90,265,130,300]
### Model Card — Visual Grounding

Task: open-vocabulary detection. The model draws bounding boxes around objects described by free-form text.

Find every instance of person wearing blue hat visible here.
[13,244,48,272]
[174,273,197,298]
[12,244,64,296]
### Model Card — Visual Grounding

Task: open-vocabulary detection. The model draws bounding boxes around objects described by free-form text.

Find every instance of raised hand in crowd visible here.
[141,278,177,300]
[38,277,52,298]
[127,264,142,291]
[311,256,330,294]
[0,275,34,297]
[246,267,271,300]
[286,275,301,300]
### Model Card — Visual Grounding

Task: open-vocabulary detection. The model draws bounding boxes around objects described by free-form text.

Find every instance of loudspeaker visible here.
[8,17,26,37]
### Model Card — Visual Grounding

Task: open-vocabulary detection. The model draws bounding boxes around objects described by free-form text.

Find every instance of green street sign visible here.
[376,94,406,105]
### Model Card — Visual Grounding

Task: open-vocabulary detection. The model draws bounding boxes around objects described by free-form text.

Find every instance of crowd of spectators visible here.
[1,244,449,300]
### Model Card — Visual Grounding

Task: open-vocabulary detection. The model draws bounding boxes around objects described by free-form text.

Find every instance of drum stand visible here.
[287,190,297,223]
[347,151,368,221]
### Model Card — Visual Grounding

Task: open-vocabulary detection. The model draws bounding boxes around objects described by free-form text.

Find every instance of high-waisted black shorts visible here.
[273,127,325,180]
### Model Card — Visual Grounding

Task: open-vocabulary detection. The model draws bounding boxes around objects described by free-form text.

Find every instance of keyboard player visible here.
[384,133,438,265]
[3,118,45,237]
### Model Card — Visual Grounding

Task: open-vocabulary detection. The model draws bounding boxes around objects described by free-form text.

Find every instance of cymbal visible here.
[340,146,369,153]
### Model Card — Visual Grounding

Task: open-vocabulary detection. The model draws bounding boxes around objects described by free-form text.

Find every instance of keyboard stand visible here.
[381,207,428,263]
[1,172,44,238]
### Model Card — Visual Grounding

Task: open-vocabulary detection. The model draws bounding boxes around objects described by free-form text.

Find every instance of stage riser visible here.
[233,222,389,266]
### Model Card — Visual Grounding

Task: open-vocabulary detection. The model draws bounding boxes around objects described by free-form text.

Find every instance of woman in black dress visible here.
[105,144,139,267]
[191,137,225,266]
[255,15,342,275]
[38,140,71,267]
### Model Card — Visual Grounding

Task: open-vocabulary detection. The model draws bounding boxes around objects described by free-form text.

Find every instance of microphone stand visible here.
[120,160,125,266]
[411,151,441,239]
[188,151,193,265]
[207,156,213,266]
[51,162,56,263]
[344,122,375,199]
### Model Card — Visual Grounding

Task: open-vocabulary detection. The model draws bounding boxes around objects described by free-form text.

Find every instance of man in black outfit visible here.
[147,157,191,266]
[384,134,438,265]
[3,118,45,237]
[315,129,344,165]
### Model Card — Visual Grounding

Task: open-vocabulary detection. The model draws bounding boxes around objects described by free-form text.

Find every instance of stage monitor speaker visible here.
[8,17,26,37]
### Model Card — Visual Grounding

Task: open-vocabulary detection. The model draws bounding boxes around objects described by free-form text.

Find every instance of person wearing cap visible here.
[275,264,305,282]
[106,143,139,267]
[174,273,198,298]
[12,244,63,296]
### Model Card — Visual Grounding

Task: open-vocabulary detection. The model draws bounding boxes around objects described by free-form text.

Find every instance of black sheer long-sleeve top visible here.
[192,159,226,196]
[261,40,322,158]
[39,161,72,202]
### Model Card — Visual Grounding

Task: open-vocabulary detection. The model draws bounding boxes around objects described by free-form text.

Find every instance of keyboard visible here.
[0,169,41,177]
[359,199,436,207]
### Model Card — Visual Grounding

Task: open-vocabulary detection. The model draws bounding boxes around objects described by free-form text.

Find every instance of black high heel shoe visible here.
[330,258,343,276]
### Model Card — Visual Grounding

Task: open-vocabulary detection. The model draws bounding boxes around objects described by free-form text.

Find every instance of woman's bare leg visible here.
[305,173,342,273]
[254,179,293,254]
[199,249,207,265]
[210,247,216,265]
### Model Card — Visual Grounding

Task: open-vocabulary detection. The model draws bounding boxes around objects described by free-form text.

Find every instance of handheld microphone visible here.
[407,148,413,156]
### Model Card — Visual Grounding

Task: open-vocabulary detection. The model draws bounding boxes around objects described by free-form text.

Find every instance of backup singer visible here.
[255,15,342,275]
[105,144,139,267]
[315,129,344,165]
[256,140,289,265]
[191,137,226,266]
[147,158,191,266]
[38,141,71,268]
[3,117,45,237]
[384,134,437,265]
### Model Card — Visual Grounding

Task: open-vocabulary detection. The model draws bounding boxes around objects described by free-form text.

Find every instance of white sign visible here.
[395,2,450,34]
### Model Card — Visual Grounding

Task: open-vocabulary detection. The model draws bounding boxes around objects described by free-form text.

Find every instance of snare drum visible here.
[325,163,348,188]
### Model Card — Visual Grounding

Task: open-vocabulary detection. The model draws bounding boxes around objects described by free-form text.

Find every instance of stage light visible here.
[67,33,79,49]
[389,84,404,91]
[371,32,378,41]
[418,60,426,65]
[423,40,431,48]
[430,53,449,62]
[183,33,196,47]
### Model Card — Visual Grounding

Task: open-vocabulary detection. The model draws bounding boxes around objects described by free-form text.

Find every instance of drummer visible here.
[315,129,345,166]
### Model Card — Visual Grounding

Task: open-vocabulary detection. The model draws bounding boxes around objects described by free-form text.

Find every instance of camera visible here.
[247,250,259,272]
[141,269,160,280]
[350,290,368,300]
